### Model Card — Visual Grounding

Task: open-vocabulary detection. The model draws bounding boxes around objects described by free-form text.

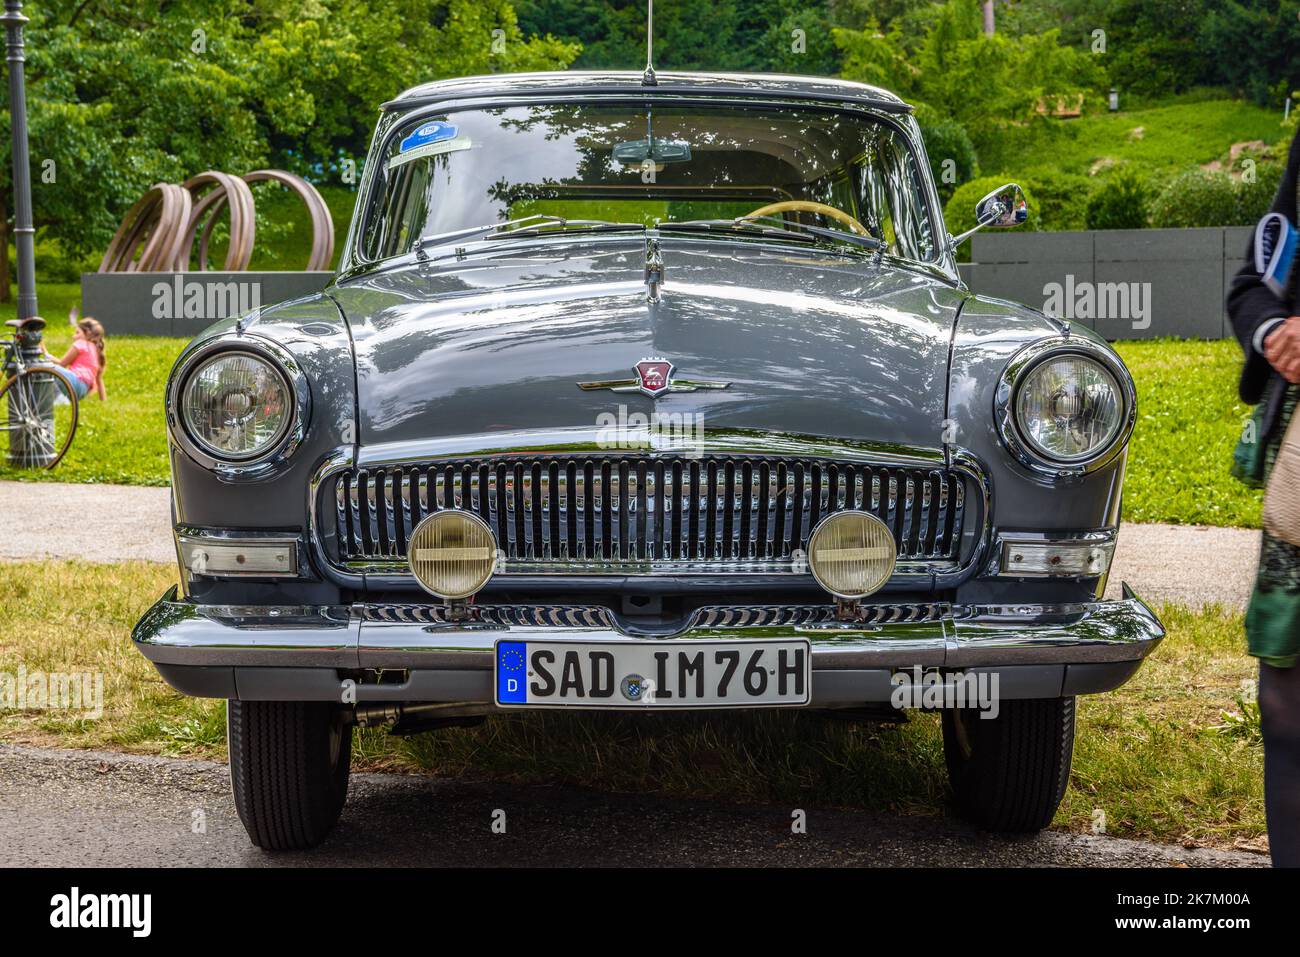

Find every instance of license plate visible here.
[494,639,811,709]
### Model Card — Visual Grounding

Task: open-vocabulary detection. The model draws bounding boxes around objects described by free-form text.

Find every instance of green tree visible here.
[836,1,1104,154]
[0,0,578,291]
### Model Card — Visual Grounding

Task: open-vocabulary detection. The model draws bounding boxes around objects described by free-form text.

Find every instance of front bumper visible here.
[132,584,1165,706]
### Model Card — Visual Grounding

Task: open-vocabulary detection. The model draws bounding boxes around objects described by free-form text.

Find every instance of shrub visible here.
[1150,165,1286,228]
[1085,166,1152,231]
[1236,162,1285,224]
[1148,168,1240,228]
[1020,168,1095,232]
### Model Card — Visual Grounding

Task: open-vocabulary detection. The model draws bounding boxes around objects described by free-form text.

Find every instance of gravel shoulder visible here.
[0,744,1267,868]
[0,480,172,564]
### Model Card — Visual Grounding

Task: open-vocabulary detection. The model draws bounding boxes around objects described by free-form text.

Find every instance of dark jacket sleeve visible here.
[1227,127,1300,405]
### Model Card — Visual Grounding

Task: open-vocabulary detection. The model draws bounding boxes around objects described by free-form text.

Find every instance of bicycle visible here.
[0,316,79,469]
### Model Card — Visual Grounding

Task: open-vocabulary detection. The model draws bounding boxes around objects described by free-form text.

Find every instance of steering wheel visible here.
[744,200,872,238]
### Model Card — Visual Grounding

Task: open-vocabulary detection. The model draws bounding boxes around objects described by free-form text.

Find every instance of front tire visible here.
[942,696,1075,833]
[227,700,352,851]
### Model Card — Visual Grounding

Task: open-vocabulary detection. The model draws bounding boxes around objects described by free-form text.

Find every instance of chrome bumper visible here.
[132,585,1165,705]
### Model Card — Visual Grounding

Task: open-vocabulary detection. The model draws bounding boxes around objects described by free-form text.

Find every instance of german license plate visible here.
[494,639,811,709]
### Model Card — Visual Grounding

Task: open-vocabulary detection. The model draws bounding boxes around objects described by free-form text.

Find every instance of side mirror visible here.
[950,183,1027,248]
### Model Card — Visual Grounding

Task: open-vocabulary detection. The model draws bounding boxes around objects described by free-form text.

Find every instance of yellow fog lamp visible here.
[807,511,897,600]
[408,511,498,600]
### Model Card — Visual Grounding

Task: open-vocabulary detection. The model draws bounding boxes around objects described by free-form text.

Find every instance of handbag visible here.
[1264,403,1300,544]
[1260,173,1300,542]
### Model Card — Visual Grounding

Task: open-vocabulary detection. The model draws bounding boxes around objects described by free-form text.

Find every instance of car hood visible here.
[330,237,969,456]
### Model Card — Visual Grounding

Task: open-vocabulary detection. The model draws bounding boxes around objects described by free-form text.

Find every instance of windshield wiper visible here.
[655,219,818,245]
[484,219,645,239]
[415,214,643,260]
[660,215,886,253]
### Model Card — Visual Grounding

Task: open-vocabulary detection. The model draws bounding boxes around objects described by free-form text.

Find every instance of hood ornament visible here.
[578,357,730,398]
[644,236,664,301]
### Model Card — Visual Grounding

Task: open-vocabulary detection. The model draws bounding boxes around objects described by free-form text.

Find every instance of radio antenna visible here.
[642,0,657,86]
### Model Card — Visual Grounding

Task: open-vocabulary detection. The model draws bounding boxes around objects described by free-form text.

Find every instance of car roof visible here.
[383,71,911,113]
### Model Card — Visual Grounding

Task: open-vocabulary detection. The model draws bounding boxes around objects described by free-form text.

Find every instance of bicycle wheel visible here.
[0,365,79,469]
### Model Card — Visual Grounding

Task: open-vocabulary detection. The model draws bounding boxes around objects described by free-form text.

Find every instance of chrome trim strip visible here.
[132,584,1165,672]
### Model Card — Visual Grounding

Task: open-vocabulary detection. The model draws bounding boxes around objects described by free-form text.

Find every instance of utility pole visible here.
[1,0,37,319]
[983,1,995,36]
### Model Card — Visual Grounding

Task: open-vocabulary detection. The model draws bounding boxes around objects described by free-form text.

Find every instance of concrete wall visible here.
[81,271,333,338]
[964,226,1253,340]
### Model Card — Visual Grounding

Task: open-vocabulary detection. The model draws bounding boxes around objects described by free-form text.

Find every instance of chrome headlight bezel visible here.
[167,336,311,479]
[994,337,1136,482]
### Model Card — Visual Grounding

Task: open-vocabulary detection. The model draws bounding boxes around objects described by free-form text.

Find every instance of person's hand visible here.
[1265,316,1300,383]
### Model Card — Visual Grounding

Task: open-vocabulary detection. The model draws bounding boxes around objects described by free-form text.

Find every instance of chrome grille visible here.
[325,454,975,575]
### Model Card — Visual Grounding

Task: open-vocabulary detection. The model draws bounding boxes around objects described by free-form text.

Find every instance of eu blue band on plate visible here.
[399,121,459,154]
[497,641,528,704]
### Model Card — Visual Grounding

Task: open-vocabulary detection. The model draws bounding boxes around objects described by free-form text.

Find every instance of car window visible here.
[360,103,938,263]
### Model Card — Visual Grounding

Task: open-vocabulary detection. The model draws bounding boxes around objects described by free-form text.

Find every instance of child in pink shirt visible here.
[51,310,107,401]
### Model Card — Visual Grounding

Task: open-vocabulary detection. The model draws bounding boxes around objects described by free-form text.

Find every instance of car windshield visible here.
[358,102,939,264]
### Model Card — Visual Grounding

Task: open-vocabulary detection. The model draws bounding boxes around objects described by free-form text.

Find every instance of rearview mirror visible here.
[975,183,1028,229]
[613,138,692,166]
[950,182,1028,248]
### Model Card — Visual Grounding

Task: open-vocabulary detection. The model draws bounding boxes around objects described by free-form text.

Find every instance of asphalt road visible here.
[0,745,1267,868]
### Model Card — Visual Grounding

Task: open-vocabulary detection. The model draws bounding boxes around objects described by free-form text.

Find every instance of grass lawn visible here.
[982,94,1291,181]
[0,560,1264,850]
[1115,338,1260,528]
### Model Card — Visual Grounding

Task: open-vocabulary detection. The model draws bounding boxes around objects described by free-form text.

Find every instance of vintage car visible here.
[132,71,1164,851]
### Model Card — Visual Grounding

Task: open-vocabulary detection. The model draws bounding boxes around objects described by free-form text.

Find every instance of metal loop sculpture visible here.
[99,170,333,272]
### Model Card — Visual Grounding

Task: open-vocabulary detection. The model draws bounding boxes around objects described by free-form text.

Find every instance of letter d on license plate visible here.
[495,639,811,709]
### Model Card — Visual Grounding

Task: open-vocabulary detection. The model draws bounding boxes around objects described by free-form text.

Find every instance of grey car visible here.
[132,71,1164,850]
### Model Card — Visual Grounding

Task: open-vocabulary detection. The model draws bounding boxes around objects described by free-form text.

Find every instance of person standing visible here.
[1228,126,1300,868]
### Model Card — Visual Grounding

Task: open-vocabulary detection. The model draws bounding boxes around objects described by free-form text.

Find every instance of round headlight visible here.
[408,511,498,600]
[180,351,292,461]
[807,511,896,600]
[1014,354,1124,463]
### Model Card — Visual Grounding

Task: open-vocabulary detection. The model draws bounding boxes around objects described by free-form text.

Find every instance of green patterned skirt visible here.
[1241,385,1300,668]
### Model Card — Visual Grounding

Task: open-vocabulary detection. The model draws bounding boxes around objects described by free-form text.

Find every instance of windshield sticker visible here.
[389,136,472,169]
[400,121,458,152]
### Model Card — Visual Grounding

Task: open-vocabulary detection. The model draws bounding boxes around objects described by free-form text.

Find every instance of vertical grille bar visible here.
[548,462,561,560]
[773,462,789,557]
[704,460,718,559]
[617,460,629,560]
[636,461,648,560]
[743,460,754,556]
[789,463,805,554]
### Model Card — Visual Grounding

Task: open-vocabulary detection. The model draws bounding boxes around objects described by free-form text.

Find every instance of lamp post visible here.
[1,0,37,320]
